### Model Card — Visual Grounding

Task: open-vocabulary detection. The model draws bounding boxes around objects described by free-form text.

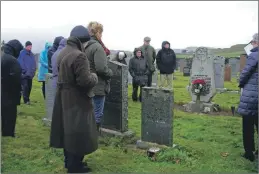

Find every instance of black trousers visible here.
[242,116,258,153]
[1,104,18,137]
[132,82,144,102]
[147,73,152,87]
[64,149,84,171]
[41,81,45,99]
[21,78,33,103]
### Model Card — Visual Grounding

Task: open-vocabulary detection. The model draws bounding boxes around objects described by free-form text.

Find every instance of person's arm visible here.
[40,52,48,68]
[73,53,98,89]
[239,52,258,88]
[129,58,135,77]
[93,45,113,79]
[156,50,162,70]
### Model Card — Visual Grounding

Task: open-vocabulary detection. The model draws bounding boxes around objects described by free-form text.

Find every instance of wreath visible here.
[191,79,207,96]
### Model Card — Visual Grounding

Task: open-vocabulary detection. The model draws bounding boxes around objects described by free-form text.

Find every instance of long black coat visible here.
[49,37,99,156]
[1,40,24,107]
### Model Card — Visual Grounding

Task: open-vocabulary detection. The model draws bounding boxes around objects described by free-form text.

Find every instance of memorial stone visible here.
[183,67,191,76]
[102,61,129,132]
[229,58,240,78]
[179,59,187,72]
[224,64,231,81]
[141,87,173,146]
[214,56,225,88]
[240,54,247,73]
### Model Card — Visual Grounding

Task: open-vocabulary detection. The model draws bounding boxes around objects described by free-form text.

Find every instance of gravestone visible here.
[102,61,133,137]
[42,73,55,126]
[179,59,187,72]
[214,56,225,88]
[229,58,240,78]
[125,58,132,84]
[184,47,217,113]
[224,64,231,81]
[141,87,173,146]
[240,54,247,73]
[175,59,180,71]
[152,70,158,87]
[183,67,191,76]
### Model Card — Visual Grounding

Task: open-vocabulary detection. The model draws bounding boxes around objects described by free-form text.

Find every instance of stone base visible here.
[136,140,177,150]
[216,88,227,93]
[100,128,135,138]
[42,118,51,126]
[183,101,215,113]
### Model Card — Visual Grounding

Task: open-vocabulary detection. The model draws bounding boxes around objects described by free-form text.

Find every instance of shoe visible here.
[242,152,255,162]
[25,102,30,105]
[67,166,92,173]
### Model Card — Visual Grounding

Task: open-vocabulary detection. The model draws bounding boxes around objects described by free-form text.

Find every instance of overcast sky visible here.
[1,1,258,50]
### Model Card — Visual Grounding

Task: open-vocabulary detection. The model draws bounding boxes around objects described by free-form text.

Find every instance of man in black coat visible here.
[47,36,64,73]
[1,39,24,137]
[156,41,176,89]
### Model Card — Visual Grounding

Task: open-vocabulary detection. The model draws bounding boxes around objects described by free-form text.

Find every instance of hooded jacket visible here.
[129,48,149,86]
[48,36,64,73]
[38,42,52,81]
[156,41,176,74]
[51,38,67,88]
[1,40,24,106]
[237,47,258,117]
[18,47,36,79]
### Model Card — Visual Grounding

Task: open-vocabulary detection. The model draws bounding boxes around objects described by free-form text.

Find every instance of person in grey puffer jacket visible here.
[48,36,64,73]
[237,33,258,162]
[129,48,149,102]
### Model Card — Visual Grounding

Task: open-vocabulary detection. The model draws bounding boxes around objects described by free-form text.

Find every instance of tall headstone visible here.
[214,56,225,88]
[102,61,129,133]
[229,58,240,78]
[179,59,187,72]
[42,73,55,126]
[152,70,158,87]
[125,57,132,84]
[189,47,216,102]
[240,54,247,73]
[141,87,173,146]
[224,64,231,81]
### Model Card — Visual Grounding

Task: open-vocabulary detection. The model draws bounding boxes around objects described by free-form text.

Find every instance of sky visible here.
[1,1,258,50]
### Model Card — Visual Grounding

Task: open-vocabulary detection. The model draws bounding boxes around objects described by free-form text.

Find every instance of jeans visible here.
[21,78,33,103]
[159,74,173,89]
[92,95,106,124]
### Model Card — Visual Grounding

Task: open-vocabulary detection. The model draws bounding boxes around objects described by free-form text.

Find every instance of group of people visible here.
[1,19,258,172]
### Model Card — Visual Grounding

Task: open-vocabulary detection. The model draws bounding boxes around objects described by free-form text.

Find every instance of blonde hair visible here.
[87,21,103,37]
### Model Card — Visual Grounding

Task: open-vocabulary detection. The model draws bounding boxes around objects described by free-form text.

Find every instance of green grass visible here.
[2,72,258,173]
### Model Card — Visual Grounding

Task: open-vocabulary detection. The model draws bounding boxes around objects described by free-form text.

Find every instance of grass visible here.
[1,72,258,173]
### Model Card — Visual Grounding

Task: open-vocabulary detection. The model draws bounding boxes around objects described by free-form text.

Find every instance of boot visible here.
[67,166,92,173]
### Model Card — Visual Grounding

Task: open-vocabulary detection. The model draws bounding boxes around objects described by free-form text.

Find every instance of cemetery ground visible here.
[1,72,258,173]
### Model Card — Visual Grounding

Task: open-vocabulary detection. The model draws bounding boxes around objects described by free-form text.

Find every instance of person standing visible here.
[139,36,156,87]
[18,41,36,105]
[237,33,258,162]
[156,41,176,89]
[129,48,149,102]
[1,39,24,137]
[38,42,52,99]
[51,38,67,89]
[47,36,64,73]
[50,25,98,173]
[85,21,113,131]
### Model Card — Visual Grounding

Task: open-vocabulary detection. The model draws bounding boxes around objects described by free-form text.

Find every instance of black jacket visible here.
[1,40,24,106]
[156,41,176,74]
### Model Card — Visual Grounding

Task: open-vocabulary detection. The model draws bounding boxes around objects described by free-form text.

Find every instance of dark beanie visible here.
[25,41,32,47]
[70,25,90,43]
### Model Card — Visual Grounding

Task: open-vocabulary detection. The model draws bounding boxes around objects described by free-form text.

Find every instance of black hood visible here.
[162,41,170,49]
[53,36,65,47]
[3,39,24,58]
[133,48,144,58]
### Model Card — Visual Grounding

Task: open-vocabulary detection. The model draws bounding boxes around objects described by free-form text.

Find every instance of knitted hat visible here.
[70,25,90,43]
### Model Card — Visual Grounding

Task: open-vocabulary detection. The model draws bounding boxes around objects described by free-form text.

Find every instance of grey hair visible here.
[252,33,258,42]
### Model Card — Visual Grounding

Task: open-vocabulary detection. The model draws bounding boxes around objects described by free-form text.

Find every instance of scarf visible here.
[98,39,110,56]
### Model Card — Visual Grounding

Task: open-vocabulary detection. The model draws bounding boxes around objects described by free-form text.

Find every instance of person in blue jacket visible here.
[18,41,36,105]
[237,33,258,162]
[38,42,52,99]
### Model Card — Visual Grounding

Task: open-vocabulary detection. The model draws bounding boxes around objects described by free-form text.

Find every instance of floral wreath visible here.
[191,79,207,96]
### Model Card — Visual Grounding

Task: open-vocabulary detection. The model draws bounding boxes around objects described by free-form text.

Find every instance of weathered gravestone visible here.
[175,59,180,71]
[102,61,134,137]
[183,67,191,76]
[240,54,247,73]
[214,56,225,89]
[224,64,231,81]
[141,87,173,146]
[179,59,187,72]
[152,70,158,87]
[42,73,55,126]
[184,47,217,113]
[229,58,240,78]
[125,57,132,84]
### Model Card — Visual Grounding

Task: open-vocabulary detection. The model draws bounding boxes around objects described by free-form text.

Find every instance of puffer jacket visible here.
[237,47,258,117]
